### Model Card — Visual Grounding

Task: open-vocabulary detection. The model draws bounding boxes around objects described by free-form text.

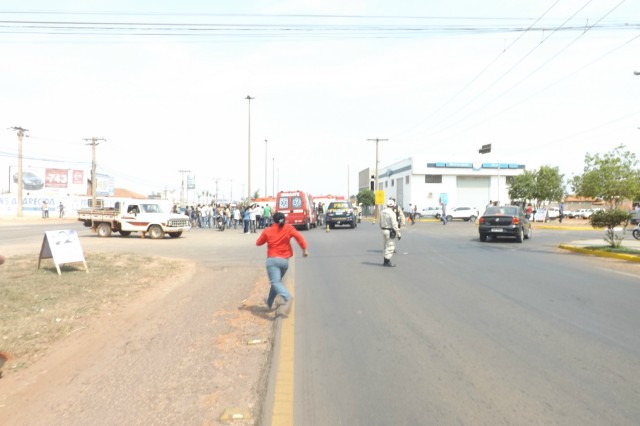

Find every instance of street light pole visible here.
[265,139,268,197]
[272,157,275,196]
[245,95,255,201]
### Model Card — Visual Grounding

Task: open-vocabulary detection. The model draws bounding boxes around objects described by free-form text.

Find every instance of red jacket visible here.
[256,223,308,258]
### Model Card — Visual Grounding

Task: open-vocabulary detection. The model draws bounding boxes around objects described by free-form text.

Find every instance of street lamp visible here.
[245,95,254,201]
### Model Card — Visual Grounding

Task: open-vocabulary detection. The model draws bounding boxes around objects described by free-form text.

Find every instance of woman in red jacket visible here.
[256,212,308,315]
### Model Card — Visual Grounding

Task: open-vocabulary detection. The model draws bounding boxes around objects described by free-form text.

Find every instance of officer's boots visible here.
[383,258,396,267]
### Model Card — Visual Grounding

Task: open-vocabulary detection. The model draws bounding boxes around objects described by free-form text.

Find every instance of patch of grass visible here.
[585,246,640,256]
[0,253,184,372]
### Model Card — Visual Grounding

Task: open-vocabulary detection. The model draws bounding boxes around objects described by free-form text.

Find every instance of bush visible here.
[590,209,631,248]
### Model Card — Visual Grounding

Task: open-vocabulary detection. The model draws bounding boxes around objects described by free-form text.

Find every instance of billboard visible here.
[9,166,89,195]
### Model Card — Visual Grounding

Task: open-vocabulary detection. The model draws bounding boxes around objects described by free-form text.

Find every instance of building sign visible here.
[38,230,88,275]
[45,168,69,188]
[187,175,195,189]
[72,170,84,185]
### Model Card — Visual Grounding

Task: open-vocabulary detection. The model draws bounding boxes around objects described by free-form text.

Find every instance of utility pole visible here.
[245,95,255,201]
[10,126,29,217]
[84,137,105,208]
[264,139,268,197]
[367,138,388,222]
[178,169,191,206]
[272,157,275,196]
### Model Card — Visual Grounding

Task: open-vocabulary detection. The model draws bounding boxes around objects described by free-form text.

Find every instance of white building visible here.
[360,157,526,213]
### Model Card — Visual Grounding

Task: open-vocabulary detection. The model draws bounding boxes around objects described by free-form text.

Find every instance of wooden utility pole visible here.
[10,126,29,217]
[84,137,106,208]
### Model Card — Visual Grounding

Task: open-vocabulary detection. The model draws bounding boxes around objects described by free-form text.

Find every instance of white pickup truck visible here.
[77,199,190,239]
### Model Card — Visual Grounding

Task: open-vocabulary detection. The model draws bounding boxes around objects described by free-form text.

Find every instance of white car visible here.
[547,207,561,220]
[445,206,480,222]
[576,208,593,219]
[418,206,443,219]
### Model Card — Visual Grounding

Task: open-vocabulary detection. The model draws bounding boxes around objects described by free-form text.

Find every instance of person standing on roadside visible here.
[380,198,400,267]
[440,197,447,225]
[256,212,308,316]
[242,206,251,234]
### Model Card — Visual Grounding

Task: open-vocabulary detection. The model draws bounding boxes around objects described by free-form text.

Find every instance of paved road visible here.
[291,221,640,425]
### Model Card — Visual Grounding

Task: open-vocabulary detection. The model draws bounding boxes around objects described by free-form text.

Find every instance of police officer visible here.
[380,198,400,267]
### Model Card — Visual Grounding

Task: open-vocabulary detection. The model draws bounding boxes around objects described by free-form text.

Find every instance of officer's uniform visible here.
[380,200,400,267]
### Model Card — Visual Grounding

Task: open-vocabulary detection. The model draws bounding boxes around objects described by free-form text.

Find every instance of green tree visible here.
[590,208,630,248]
[571,145,640,208]
[357,189,375,207]
[533,166,564,204]
[508,170,537,203]
[508,166,563,207]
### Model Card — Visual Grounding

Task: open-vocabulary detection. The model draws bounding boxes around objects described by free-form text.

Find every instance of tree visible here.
[590,208,630,248]
[571,145,640,208]
[508,170,536,203]
[533,166,564,204]
[508,166,563,207]
[357,189,375,207]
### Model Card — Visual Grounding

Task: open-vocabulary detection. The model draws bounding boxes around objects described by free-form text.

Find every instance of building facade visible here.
[360,157,526,213]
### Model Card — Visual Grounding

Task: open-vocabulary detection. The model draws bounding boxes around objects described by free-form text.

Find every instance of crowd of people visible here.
[174,203,273,234]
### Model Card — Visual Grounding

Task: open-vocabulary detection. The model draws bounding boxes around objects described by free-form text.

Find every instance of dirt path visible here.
[0,223,277,425]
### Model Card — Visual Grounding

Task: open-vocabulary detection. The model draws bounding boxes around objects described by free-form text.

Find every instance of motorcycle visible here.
[216,215,226,231]
[632,224,640,240]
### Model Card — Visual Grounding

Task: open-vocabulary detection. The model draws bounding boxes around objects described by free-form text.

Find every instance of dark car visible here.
[478,205,532,243]
[325,201,357,229]
[13,171,44,190]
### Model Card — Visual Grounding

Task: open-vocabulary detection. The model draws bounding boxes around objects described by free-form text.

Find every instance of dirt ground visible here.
[0,219,278,425]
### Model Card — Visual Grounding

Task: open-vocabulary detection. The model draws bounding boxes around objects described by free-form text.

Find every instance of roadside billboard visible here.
[8,166,98,196]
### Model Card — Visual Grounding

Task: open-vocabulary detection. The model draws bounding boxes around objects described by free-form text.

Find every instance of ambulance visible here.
[275,190,317,230]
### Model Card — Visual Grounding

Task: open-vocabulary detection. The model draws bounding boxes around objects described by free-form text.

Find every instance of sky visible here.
[0,0,639,201]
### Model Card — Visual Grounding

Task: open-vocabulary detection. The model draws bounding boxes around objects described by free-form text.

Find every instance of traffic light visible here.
[478,144,491,154]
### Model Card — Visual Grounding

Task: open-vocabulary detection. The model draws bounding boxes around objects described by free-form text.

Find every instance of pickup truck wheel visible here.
[96,223,112,237]
[168,232,182,238]
[119,231,132,237]
[148,225,164,239]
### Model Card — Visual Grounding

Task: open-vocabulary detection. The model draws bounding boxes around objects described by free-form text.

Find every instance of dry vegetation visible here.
[0,252,184,373]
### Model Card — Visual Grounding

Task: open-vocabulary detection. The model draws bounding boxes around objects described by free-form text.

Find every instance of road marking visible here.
[271,258,295,426]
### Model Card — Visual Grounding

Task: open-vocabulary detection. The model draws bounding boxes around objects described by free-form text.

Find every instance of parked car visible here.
[547,207,561,220]
[325,201,357,229]
[13,171,44,190]
[478,205,532,243]
[411,206,443,219]
[445,206,479,222]
[575,208,593,219]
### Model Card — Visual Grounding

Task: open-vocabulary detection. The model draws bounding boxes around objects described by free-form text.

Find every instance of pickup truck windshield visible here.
[141,204,166,214]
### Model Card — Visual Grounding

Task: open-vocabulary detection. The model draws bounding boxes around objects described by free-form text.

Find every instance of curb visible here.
[558,244,640,263]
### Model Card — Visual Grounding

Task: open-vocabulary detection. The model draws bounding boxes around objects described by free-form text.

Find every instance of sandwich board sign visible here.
[38,230,88,275]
